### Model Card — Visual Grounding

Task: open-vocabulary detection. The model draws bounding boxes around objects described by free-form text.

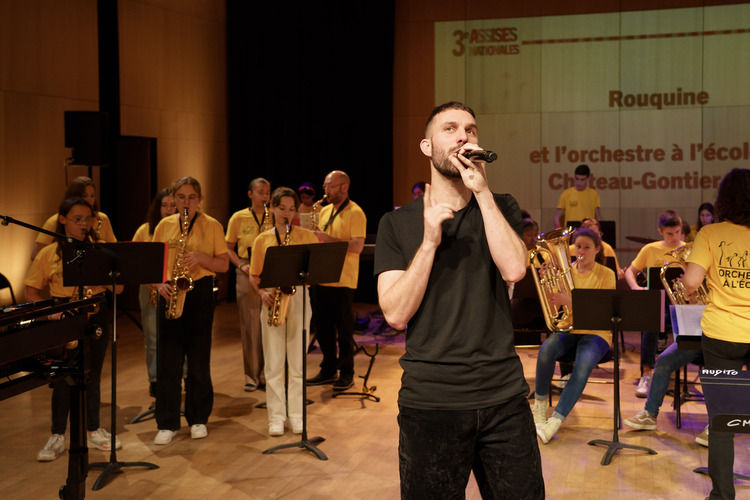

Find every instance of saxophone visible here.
[260,202,273,233]
[311,194,327,231]
[165,208,195,319]
[267,219,296,327]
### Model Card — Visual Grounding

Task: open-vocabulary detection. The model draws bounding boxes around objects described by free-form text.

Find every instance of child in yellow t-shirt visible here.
[624,210,685,398]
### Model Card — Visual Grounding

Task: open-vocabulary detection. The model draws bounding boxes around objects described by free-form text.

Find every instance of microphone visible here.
[462,150,498,163]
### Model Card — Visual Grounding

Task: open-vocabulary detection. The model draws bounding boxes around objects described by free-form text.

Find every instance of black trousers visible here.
[314,285,356,377]
[702,334,750,500]
[51,302,111,434]
[156,277,215,430]
[398,396,545,500]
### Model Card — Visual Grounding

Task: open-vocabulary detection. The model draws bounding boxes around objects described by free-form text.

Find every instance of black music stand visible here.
[63,242,165,490]
[694,369,750,482]
[572,288,663,465]
[259,241,347,461]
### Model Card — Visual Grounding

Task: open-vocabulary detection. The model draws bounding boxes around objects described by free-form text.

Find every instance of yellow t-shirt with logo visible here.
[556,187,600,224]
[318,200,366,289]
[152,212,227,282]
[568,263,617,346]
[687,221,750,343]
[226,208,268,260]
[24,242,108,298]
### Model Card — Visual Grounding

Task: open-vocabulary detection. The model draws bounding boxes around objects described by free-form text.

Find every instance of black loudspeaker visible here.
[64,111,109,166]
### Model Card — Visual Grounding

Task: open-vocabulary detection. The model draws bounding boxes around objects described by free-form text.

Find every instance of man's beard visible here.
[431,142,461,179]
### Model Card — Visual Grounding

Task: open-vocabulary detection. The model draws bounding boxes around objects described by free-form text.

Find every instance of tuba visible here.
[267,219,296,327]
[311,194,327,232]
[528,227,577,332]
[165,208,194,319]
[260,202,273,233]
[660,243,709,305]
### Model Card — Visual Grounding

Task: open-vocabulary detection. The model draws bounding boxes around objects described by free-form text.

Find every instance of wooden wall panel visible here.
[0,0,227,303]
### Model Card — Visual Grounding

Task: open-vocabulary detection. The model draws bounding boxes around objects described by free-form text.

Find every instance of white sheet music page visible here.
[669,304,706,340]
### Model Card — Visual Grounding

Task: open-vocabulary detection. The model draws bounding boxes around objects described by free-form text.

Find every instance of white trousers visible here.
[260,286,310,425]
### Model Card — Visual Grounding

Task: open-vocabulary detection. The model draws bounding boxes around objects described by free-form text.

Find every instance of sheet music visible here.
[669,304,706,340]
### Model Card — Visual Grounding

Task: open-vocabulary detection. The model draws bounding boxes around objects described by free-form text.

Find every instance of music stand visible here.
[572,288,663,465]
[693,369,750,481]
[258,241,347,460]
[62,242,165,490]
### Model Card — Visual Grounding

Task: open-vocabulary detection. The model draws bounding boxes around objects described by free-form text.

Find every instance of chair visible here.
[0,272,17,305]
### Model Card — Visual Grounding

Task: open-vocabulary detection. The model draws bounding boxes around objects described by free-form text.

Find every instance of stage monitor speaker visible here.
[64,111,109,166]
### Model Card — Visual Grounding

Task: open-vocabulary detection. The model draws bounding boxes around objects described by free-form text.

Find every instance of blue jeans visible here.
[398,397,544,499]
[535,332,610,420]
[702,334,750,500]
[644,342,702,417]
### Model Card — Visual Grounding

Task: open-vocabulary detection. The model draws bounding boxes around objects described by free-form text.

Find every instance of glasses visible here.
[323,183,343,190]
[66,216,94,225]
[175,194,200,202]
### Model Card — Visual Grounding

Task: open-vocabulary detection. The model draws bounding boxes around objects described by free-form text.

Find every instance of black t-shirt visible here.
[374,193,529,410]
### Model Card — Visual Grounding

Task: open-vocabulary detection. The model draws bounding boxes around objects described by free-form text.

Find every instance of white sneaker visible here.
[190,424,208,439]
[537,417,562,444]
[531,399,549,428]
[87,428,122,451]
[290,418,304,434]
[558,373,570,389]
[268,422,284,436]
[636,376,651,398]
[154,429,178,445]
[37,434,66,462]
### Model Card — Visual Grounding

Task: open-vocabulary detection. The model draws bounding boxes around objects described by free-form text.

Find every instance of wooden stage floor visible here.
[0,301,747,499]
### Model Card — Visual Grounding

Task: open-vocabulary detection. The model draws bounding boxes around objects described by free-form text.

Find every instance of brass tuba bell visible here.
[528,227,577,332]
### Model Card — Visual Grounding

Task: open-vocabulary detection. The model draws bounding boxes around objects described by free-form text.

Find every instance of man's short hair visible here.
[574,164,590,177]
[424,101,476,136]
[658,209,682,229]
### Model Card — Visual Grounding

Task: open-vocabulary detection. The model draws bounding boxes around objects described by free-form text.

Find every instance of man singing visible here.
[374,102,544,498]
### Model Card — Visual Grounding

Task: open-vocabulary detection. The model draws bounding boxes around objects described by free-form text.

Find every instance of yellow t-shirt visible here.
[24,242,108,297]
[318,200,366,289]
[152,212,227,282]
[556,187,600,224]
[687,221,750,343]
[629,239,685,271]
[225,208,265,260]
[35,211,117,246]
[249,226,319,280]
[132,222,151,242]
[569,263,617,345]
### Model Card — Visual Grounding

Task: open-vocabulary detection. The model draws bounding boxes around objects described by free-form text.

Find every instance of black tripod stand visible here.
[258,241,347,461]
[572,288,662,465]
[63,242,165,489]
[332,344,380,402]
